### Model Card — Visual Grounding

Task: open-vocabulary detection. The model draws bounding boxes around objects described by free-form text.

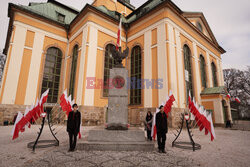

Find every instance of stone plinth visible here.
[79,127,154,151]
[107,68,128,130]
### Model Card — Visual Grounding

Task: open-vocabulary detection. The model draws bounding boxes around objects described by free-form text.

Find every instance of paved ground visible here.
[0,125,250,167]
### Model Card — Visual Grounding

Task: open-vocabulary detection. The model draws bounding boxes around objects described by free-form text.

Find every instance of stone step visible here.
[78,141,155,152]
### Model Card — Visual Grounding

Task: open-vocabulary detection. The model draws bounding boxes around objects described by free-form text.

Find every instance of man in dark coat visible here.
[67,103,81,151]
[156,105,168,153]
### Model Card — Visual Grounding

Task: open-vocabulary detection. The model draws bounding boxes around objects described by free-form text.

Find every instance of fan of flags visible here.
[227,93,241,103]
[151,91,175,140]
[188,92,216,141]
[59,90,82,139]
[11,89,49,140]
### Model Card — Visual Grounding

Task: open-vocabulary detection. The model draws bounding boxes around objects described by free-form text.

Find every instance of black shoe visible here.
[162,149,166,153]
[68,149,72,152]
[158,149,162,153]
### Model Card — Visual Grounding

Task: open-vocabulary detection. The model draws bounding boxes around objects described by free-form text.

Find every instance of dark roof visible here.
[201,86,227,95]
[18,0,78,25]
[6,0,225,55]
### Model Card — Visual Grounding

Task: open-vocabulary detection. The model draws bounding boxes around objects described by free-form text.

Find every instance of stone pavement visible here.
[0,125,250,167]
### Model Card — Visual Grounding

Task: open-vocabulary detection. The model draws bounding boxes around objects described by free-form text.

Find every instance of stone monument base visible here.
[78,127,154,151]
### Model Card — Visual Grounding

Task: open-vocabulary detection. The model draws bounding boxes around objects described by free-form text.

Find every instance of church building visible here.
[0,0,232,127]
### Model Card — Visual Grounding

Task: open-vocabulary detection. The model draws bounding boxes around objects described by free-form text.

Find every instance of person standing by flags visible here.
[67,103,81,152]
[156,105,168,153]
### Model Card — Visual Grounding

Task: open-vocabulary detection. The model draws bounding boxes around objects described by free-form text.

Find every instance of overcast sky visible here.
[0,0,249,70]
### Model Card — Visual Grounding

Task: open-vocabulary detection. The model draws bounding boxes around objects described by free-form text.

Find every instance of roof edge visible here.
[47,0,79,14]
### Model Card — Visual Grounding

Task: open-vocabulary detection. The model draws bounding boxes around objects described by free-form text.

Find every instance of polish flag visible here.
[39,89,49,113]
[11,112,24,140]
[116,17,122,50]
[24,106,32,128]
[235,97,241,103]
[151,107,161,140]
[207,113,216,141]
[163,90,175,118]
[60,90,82,139]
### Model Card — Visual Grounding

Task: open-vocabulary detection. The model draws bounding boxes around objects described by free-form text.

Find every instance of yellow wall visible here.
[25,30,35,48]
[14,13,67,38]
[92,0,132,15]
[151,47,158,108]
[166,9,221,58]
[15,49,32,104]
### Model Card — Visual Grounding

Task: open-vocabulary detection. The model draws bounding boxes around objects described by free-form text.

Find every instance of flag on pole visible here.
[11,112,23,140]
[235,97,241,103]
[151,107,160,140]
[60,90,82,139]
[116,16,122,50]
[39,89,49,113]
[207,113,216,141]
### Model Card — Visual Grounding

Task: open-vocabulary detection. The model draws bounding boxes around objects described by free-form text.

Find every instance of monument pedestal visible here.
[106,68,128,130]
[78,127,155,151]
[79,67,154,151]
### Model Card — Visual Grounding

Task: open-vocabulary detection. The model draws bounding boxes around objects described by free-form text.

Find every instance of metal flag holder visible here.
[27,105,60,152]
[172,113,201,151]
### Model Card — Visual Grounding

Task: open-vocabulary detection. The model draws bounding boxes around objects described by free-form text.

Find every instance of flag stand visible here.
[172,113,201,151]
[27,108,59,152]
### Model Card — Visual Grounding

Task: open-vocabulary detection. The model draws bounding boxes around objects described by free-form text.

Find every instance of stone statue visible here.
[111,46,129,68]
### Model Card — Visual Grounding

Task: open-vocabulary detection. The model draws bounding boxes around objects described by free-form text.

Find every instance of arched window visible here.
[41,47,62,103]
[200,55,207,88]
[69,45,78,97]
[103,44,115,97]
[211,62,217,87]
[130,46,142,105]
[183,45,193,102]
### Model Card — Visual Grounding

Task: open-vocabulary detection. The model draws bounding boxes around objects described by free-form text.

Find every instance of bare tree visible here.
[224,68,250,119]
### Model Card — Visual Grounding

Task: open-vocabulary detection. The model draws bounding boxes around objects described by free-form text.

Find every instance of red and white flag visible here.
[39,89,49,113]
[151,107,161,140]
[116,17,122,50]
[60,90,82,139]
[235,97,241,103]
[207,113,216,141]
[226,93,231,99]
[11,112,25,140]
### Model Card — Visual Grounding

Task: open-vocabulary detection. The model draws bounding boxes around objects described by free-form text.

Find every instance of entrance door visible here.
[222,100,228,123]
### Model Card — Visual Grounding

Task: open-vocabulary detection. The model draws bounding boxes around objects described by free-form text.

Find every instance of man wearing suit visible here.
[156,105,168,153]
[67,103,81,152]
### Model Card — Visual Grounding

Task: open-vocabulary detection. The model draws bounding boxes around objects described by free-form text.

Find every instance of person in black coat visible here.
[156,105,168,153]
[67,103,81,152]
[145,111,153,141]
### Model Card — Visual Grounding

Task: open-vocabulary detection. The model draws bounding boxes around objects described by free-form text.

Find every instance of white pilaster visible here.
[24,32,45,105]
[216,59,223,86]
[2,25,27,104]
[144,30,152,108]
[76,27,88,105]
[206,51,213,87]
[157,23,168,105]
[192,42,202,103]
[84,26,98,106]
[167,24,178,107]
[175,29,185,108]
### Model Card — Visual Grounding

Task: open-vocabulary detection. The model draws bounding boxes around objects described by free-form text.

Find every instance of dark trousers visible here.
[147,130,152,140]
[68,132,77,150]
[157,131,166,151]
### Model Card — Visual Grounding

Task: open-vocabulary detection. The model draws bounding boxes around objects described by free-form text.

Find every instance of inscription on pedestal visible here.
[107,68,128,130]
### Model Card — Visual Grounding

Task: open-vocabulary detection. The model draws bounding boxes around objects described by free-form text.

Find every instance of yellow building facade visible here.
[0,0,231,126]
